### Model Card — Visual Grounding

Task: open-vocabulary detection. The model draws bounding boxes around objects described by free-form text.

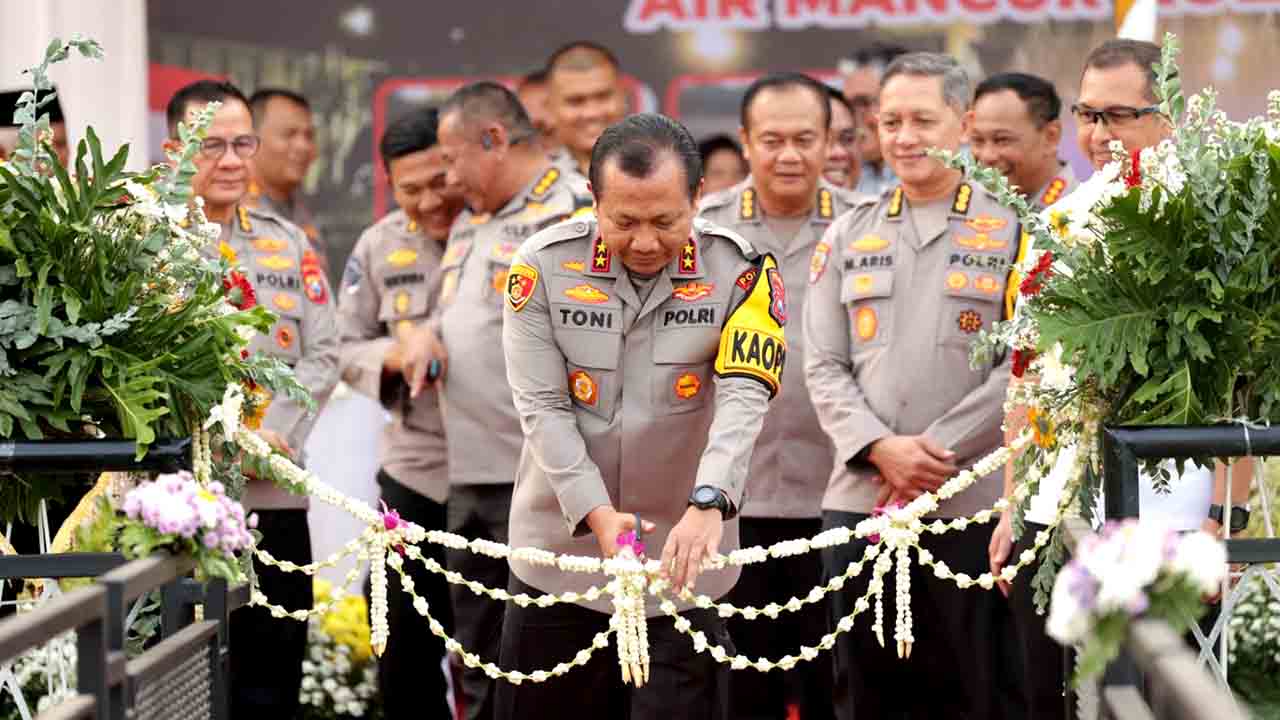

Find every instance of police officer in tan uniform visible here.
[497,113,782,720]
[545,41,627,177]
[400,81,590,720]
[246,88,329,273]
[166,79,339,719]
[338,108,464,719]
[967,73,1079,212]
[698,72,863,720]
[803,54,1022,719]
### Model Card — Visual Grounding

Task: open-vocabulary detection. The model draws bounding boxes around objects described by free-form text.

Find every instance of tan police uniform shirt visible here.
[1030,161,1079,211]
[803,182,1025,518]
[503,215,784,616]
[244,180,329,274]
[220,205,341,510]
[337,209,448,503]
[433,166,592,488]
[697,178,866,519]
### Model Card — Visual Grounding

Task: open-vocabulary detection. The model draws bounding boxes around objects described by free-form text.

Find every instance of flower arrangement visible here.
[1227,572,1280,713]
[940,34,1280,609]
[117,471,255,582]
[0,36,307,524]
[0,630,76,720]
[299,579,381,719]
[1045,520,1225,682]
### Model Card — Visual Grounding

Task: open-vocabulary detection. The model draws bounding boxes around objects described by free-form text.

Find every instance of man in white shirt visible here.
[988,39,1254,720]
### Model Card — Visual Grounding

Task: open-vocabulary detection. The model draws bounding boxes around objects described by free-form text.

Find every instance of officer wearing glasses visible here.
[165,79,339,720]
[1072,39,1171,171]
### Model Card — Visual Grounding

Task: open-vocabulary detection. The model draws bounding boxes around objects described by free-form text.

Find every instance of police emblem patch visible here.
[766,267,787,325]
[506,264,538,312]
[564,283,609,304]
[672,282,713,302]
[674,372,701,399]
[809,241,831,285]
[855,307,878,341]
[569,370,597,406]
[302,250,328,304]
[735,268,758,291]
[957,309,983,334]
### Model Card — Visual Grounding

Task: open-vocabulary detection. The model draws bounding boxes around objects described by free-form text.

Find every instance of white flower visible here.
[1046,571,1090,644]
[1171,531,1227,594]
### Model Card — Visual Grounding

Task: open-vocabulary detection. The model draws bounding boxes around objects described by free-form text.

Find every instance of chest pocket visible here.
[377,264,432,326]
[652,300,720,416]
[261,301,304,365]
[940,230,1011,348]
[841,269,893,353]
[547,275,622,422]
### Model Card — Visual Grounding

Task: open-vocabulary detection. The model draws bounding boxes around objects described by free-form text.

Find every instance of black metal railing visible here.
[0,553,248,720]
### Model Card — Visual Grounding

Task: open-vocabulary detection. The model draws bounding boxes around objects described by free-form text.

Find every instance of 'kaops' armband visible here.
[714,253,787,398]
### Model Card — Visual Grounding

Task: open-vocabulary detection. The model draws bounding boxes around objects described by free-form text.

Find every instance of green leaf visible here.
[1127,363,1201,425]
[100,369,170,458]
[63,286,83,324]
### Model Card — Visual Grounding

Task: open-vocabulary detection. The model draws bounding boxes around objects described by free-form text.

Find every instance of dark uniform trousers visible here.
[368,470,454,719]
[822,510,1011,720]
[495,575,735,720]
[447,483,513,720]
[1006,521,1067,720]
[726,517,834,720]
[230,509,312,718]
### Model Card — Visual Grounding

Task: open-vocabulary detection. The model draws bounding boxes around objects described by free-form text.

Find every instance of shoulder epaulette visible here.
[695,218,758,260]
[529,168,561,199]
[522,214,595,254]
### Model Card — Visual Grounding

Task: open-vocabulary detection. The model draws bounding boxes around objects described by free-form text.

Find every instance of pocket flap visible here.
[840,270,894,304]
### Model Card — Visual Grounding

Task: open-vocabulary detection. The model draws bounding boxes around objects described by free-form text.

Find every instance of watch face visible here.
[694,486,717,504]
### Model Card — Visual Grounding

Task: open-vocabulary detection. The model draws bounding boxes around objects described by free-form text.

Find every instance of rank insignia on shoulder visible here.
[1040,177,1067,207]
[817,188,833,219]
[564,283,609,304]
[569,369,597,406]
[506,264,539,312]
[253,236,288,253]
[531,168,561,198]
[674,372,701,399]
[672,282,714,302]
[951,183,973,215]
[678,238,697,274]
[965,215,1008,233]
[887,187,904,218]
[809,241,831,285]
[592,237,612,273]
[957,309,983,334]
[386,248,419,267]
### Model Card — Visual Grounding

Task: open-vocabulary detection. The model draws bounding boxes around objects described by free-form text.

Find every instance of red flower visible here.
[1012,348,1037,378]
[1124,148,1142,189]
[1019,250,1055,296]
[223,271,257,310]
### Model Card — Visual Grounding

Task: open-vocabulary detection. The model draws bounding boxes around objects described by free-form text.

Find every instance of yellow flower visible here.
[242,384,272,431]
[314,578,334,605]
[1027,407,1057,449]
[1048,210,1070,238]
[218,241,238,264]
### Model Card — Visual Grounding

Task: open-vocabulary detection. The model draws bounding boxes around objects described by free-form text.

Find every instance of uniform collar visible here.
[883,181,972,221]
[1033,161,1076,208]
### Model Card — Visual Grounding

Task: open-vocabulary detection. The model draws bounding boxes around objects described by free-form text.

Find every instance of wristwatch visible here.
[689,485,732,518]
[1208,504,1250,533]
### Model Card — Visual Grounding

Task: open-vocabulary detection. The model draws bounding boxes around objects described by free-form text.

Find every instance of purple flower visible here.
[616,530,646,557]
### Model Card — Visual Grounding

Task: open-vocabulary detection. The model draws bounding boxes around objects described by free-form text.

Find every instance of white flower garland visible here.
[200,386,1057,684]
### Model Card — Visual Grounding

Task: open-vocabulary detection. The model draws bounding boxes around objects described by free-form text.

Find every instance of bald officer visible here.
[698,72,863,720]
[401,80,590,720]
[496,114,782,720]
[804,53,1022,719]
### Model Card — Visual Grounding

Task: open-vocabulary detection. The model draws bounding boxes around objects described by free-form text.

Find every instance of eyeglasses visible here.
[1070,104,1161,128]
[199,135,261,160]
